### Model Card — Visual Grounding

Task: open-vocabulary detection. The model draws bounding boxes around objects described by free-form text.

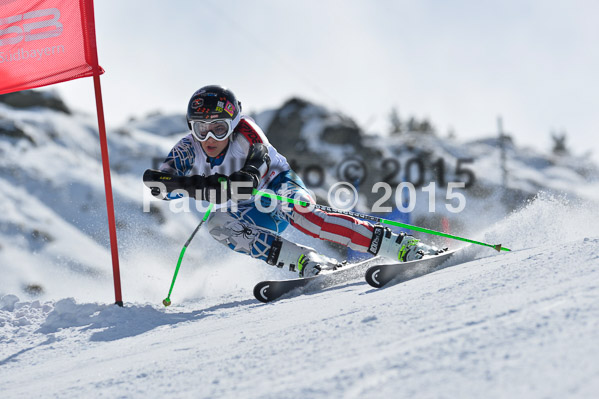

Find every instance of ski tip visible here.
[365,266,384,288]
[253,282,271,303]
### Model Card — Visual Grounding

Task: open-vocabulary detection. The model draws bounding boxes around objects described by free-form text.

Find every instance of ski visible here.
[253,257,382,303]
[365,248,462,288]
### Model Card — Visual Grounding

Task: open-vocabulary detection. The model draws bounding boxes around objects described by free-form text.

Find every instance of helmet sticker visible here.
[191,98,204,109]
[224,101,235,117]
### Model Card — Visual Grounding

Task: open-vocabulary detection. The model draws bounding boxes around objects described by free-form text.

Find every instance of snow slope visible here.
[1,195,598,398]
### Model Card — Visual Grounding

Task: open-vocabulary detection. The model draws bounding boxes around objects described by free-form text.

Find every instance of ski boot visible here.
[267,238,341,277]
[297,252,341,277]
[374,227,443,262]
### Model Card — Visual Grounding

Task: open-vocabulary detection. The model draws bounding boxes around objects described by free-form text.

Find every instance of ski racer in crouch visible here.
[143,85,443,277]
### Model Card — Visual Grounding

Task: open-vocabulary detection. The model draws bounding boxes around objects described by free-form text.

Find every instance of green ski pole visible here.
[163,203,214,307]
[253,189,511,252]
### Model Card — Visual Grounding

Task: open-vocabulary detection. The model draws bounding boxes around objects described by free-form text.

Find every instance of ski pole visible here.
[163,203,214,307]
[252,189,511,252]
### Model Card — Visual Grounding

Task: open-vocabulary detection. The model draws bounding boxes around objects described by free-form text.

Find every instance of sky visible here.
[51,0,599,162]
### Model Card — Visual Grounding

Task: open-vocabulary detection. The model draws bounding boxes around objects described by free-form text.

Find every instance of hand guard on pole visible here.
[143,169,229,203]
[202,174,230,204]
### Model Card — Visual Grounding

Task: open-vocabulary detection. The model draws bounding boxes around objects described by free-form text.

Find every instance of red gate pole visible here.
[84,0,123,306]
[92,72,123,307]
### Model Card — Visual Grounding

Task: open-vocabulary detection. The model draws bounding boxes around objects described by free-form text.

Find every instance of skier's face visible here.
[201,136,229,157]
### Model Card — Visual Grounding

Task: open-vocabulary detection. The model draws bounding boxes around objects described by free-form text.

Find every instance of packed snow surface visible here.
[1,195,599,398]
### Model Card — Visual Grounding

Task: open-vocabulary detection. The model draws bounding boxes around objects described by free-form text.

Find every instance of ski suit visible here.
[159,116,377,271]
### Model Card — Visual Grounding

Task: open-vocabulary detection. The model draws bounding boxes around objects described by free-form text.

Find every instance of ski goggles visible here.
[190,119,234,142]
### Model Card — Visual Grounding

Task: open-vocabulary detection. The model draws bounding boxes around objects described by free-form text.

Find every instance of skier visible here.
[143,85,442,277]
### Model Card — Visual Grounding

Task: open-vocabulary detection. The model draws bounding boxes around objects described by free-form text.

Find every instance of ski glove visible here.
[229,169,257,202]
[228,143,271,202]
